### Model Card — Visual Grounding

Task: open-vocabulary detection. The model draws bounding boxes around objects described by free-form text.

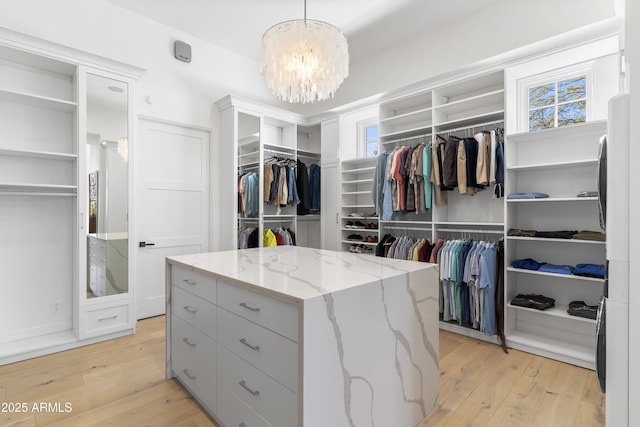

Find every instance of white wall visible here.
[295,0,617,117]
[0,0,273,129]
[0,0,618,122]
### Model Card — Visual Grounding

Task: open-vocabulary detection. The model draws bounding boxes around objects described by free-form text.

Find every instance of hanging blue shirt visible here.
[479,244,498,336]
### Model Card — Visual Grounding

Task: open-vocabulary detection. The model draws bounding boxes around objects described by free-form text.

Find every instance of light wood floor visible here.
[0,316,604,427]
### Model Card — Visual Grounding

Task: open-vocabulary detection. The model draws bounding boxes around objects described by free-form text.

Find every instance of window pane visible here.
[529,107,555,131]
[558,76,586,103]
[529,83,555,108]
[558,100,586,127]
[366,141,378,157]
[366,125,378,142]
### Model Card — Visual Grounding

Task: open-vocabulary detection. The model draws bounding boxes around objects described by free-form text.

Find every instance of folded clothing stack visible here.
[511,258,605,278]
[574,263,606,278]
[507,228,605,241]
[511,294,556,310]
[567,300,598,319]
[507,192,549,199]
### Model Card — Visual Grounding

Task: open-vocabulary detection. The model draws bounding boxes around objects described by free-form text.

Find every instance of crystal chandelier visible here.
[260,0,349,104]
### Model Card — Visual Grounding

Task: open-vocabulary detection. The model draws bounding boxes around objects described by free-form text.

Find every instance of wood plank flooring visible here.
[0,316,604,427]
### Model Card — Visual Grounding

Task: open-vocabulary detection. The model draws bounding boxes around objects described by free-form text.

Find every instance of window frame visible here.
[517,62,594,132]
[357,118,379,158]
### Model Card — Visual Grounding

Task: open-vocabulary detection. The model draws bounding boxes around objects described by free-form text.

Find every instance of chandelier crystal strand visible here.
[260,17,349,104]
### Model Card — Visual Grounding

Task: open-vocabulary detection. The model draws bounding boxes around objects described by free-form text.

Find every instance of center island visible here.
[166,246,440,427]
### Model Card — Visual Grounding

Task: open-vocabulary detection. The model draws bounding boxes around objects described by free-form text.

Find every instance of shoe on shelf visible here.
[345,221,354,228]
[347,234,362,241]
[355,245,373,254]
[348,212,365,218]
[366,222,378,229]
[353,221,366,229]
[369,236,378,243]
[349,244,358,253]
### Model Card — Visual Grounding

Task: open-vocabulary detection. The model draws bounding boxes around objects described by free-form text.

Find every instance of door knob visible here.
[139,241,156,247]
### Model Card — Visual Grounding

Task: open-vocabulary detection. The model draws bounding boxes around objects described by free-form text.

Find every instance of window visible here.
[358,119,378,158]
[528,75,587,131]
[365,124,378,157]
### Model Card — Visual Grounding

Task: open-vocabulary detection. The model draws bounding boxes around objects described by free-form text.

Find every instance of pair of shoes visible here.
[348,212,365,218]
[345,221,355,228]
[354,245,373,254]
[349,244,359,253]
[351,221,366,229]
[510,294,555,310]
[346,234,362,241]
[365,222,378,229]
[567,301,598,319]
[362,236,378,243]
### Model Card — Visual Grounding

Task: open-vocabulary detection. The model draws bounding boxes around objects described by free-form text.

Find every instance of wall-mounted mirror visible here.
[86,73,128,298]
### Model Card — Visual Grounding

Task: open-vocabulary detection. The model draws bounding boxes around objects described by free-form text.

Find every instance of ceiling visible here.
[104,0,502,64]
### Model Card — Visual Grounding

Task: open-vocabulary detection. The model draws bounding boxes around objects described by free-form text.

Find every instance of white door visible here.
[135,119,210,319]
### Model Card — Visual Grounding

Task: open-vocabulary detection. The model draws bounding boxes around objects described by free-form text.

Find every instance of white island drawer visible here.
[217,308,298,392]
[171,286,216,339]
[217,385,271,427]
[217,344,297,427]
[172,345,217,415]
[171,265,217,304]
[171,315,217,380]
[217,281,298,342]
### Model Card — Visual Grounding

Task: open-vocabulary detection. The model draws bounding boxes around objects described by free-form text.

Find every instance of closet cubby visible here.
[379,91,433,143]
[432,70,504,132]
[504,120,607,369]
[0,39,140,364]
[0,45,78,353]
[356,70,507,343]
[218,96,323,251]
[340,157,378,253]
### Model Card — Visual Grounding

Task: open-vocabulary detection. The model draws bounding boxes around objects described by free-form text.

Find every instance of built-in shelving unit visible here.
[219,97,322,250]
[357,70,506,343]
[340,157,379,253]
[504,120,607,369]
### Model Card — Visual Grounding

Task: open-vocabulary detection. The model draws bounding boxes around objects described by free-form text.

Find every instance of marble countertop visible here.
[167,246,437,302]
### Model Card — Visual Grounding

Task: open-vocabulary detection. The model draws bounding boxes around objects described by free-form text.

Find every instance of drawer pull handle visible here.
[239,302,260,313]
[182,337,196,347]
[239,380,260,396]
[183,279,197,285]
[239,338,260,351]
[183,306,198,314]
[98,315,117,322]
[182,369,196,380]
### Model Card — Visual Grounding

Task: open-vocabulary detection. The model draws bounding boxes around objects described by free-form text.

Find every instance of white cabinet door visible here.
[321,164,339,251]
[135,119,210,319]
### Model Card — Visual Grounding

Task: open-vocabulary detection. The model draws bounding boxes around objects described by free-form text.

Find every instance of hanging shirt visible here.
[263,229,277,247]
[372,152,389,217]
[475,131,492,187]
[479,244,498,336]
[430,137,448,206]
[422,142,433,211]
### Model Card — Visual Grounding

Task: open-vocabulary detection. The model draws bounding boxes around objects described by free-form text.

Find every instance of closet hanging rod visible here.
[264,147,296,157]
[436,228,504,234]
[382,132,432,145]
[239,165,260,171]
[297,152,320,159]
[384,225,433,232]
[438,119,504,135]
